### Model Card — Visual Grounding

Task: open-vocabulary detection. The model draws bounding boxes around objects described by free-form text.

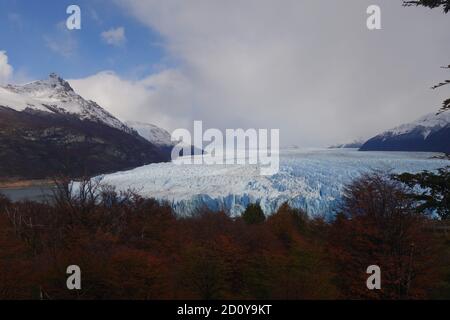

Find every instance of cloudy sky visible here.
[0,0,449,146]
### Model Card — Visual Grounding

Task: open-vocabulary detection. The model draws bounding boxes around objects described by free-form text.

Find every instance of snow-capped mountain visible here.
[2,73,133,134]
[125,121,174,147]
[329,139,366,149]
[126,121,205,158]
[0,74,170,179]
[360,110,450,153]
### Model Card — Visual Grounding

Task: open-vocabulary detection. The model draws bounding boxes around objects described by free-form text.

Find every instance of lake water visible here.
[0,185,56,202]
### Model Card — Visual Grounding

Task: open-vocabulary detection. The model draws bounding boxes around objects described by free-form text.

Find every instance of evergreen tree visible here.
[242,203,266,225]
[403,0,450,13]
[393,167,450,219]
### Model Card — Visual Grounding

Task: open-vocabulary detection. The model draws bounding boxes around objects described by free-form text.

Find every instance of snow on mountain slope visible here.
[0,87,53,113]
[2,73,133,133]
[81,149,449,218]
[125,121,174,146]
[360,110,450,153]
[380,111,450,140]
[329,139,366,149]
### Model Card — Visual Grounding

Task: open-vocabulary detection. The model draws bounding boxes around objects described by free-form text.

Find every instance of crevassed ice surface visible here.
[91,149,449,218]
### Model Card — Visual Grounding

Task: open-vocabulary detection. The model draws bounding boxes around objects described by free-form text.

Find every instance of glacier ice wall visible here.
[87,149,449,218]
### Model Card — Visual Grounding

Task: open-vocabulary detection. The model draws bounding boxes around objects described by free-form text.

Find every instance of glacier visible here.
[85,149,449,218]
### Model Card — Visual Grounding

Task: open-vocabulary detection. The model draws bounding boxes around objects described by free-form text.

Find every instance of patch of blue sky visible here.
[0,0,168,81]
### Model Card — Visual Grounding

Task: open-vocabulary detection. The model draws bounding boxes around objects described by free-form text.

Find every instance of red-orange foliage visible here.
[0,174,444,300]
[0,212,36,299]
[329,173,440,299]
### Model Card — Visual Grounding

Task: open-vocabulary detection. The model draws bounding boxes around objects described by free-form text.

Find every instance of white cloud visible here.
[0,51,13,85]
[101,27,126,46]
[69,70,193,131]
[44,22,78,58]
[107,0,450,146]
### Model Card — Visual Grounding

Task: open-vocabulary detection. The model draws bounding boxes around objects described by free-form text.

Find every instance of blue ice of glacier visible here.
[89,149,449,218]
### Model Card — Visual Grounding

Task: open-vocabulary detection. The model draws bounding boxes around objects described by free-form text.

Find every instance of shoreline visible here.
[0,179,55,190]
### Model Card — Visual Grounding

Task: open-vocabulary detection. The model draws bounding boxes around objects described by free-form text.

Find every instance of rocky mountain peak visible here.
[47,73,73,91]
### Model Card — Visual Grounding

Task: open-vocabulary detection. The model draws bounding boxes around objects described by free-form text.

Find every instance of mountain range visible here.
[1,73,449,181]
[0,74,171,180]
[360,110,450,153]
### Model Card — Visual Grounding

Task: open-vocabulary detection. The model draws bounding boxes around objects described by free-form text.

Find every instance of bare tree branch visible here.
[403,0,450,13]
